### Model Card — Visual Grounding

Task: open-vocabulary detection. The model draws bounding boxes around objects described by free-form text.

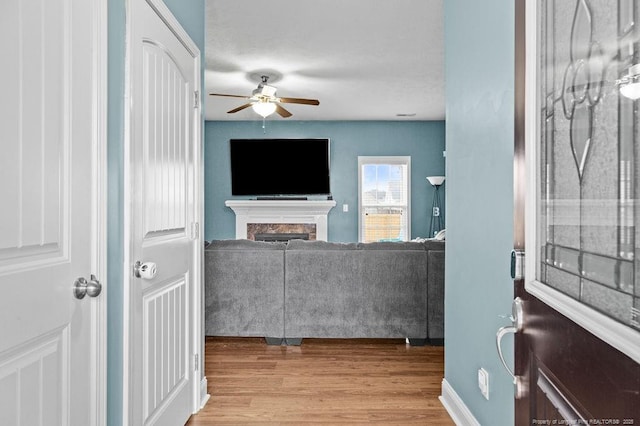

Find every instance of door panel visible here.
[128,0,199,424]
[143,277,188,418]
[0,0,103,424]
[0,0,68,273]
[143,276,189,422]
[142,41,189,237]
[516,281,640,423]
[0,328,68,425]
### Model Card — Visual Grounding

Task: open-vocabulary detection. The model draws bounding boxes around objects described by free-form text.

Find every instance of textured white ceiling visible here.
[204,0,444,121]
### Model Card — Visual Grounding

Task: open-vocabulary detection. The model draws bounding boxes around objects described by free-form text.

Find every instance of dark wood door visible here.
[515,281,640,424]
[514,1,640,424]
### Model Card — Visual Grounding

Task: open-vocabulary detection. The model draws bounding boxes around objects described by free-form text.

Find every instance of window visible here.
[358,156,410,242]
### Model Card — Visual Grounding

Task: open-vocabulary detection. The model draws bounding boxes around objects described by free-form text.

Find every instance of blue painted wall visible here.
[204,120,446,242]
[106,1,126,423]
[443,0,516,424]
[107,1,204,425]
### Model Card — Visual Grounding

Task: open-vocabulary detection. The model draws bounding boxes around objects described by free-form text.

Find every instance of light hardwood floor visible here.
[186,337,454,425]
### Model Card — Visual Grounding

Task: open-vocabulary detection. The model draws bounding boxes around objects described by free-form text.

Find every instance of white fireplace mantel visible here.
[225,199,336,241]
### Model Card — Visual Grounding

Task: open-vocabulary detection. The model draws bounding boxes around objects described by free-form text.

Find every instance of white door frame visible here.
[93,0,109,422]
[123,0,206,423]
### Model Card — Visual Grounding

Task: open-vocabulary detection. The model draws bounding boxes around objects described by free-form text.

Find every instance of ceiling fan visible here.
[209,75,320,118]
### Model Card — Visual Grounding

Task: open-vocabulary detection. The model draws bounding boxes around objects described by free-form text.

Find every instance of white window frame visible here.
[358,156,411,243]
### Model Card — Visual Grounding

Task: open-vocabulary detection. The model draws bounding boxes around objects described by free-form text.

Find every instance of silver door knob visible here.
[134,261,157,279]
[73,275,102,299]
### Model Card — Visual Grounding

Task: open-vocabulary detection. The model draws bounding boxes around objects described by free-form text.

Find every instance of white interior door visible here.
[0,0,106,425]
[127,0,201,424]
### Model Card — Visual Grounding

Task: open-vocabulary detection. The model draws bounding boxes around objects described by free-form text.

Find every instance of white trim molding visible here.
[357,156,412,242]
[198,377,210,411]
[439,379,481,426]
[91,0,108,423]
[144,0,200,56]
[526,280,640,364]
[225,200,336,241]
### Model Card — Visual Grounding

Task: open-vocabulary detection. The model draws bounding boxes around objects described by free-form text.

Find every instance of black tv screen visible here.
[230,138,331,196]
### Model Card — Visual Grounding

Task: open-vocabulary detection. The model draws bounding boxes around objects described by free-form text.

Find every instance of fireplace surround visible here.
[225,200,336,241]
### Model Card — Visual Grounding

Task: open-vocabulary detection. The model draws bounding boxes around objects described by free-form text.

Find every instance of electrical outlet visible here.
[342,204,349,212]
[478,368,489,400]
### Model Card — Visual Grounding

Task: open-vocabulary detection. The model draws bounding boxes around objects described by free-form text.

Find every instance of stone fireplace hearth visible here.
[225,200,336,241]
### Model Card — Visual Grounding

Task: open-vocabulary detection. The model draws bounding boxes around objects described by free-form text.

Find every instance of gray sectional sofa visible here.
[204,238,445,345]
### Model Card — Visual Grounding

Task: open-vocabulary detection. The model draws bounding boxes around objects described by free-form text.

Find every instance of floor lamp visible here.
[426,176,445,237]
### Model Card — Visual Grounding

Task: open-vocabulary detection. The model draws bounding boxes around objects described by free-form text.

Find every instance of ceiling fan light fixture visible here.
[211,74,318,119]
[618,64,640,100]
[261,85,277,97]
[619,82,640,100]
[252,101,277,117]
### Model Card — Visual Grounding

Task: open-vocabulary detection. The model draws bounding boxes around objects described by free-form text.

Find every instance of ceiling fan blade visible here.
[227,103,252,114]
[278,97,320,106]
[210,93,251,99]
[275,104,292,118]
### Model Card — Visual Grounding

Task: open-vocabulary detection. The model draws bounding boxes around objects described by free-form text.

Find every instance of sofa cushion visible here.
[286,239,358,251]
[206,238,286,251]
[422,240,445,251]
[357,241,427,251]
[284,240,428,340]
[427,249,445,341]
[205,239,285,338]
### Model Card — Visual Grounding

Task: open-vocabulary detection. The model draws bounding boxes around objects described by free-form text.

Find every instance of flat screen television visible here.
[230,138,331,197]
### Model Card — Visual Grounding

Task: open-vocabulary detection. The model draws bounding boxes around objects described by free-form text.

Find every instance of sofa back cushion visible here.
[286,239,358,251]
[206,238,287,251]
[204,239,285,338]
[284,240,428,339]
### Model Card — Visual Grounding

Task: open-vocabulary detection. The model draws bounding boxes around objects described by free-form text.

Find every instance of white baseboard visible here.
[439,379,481,426]
[198,376,210,411]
